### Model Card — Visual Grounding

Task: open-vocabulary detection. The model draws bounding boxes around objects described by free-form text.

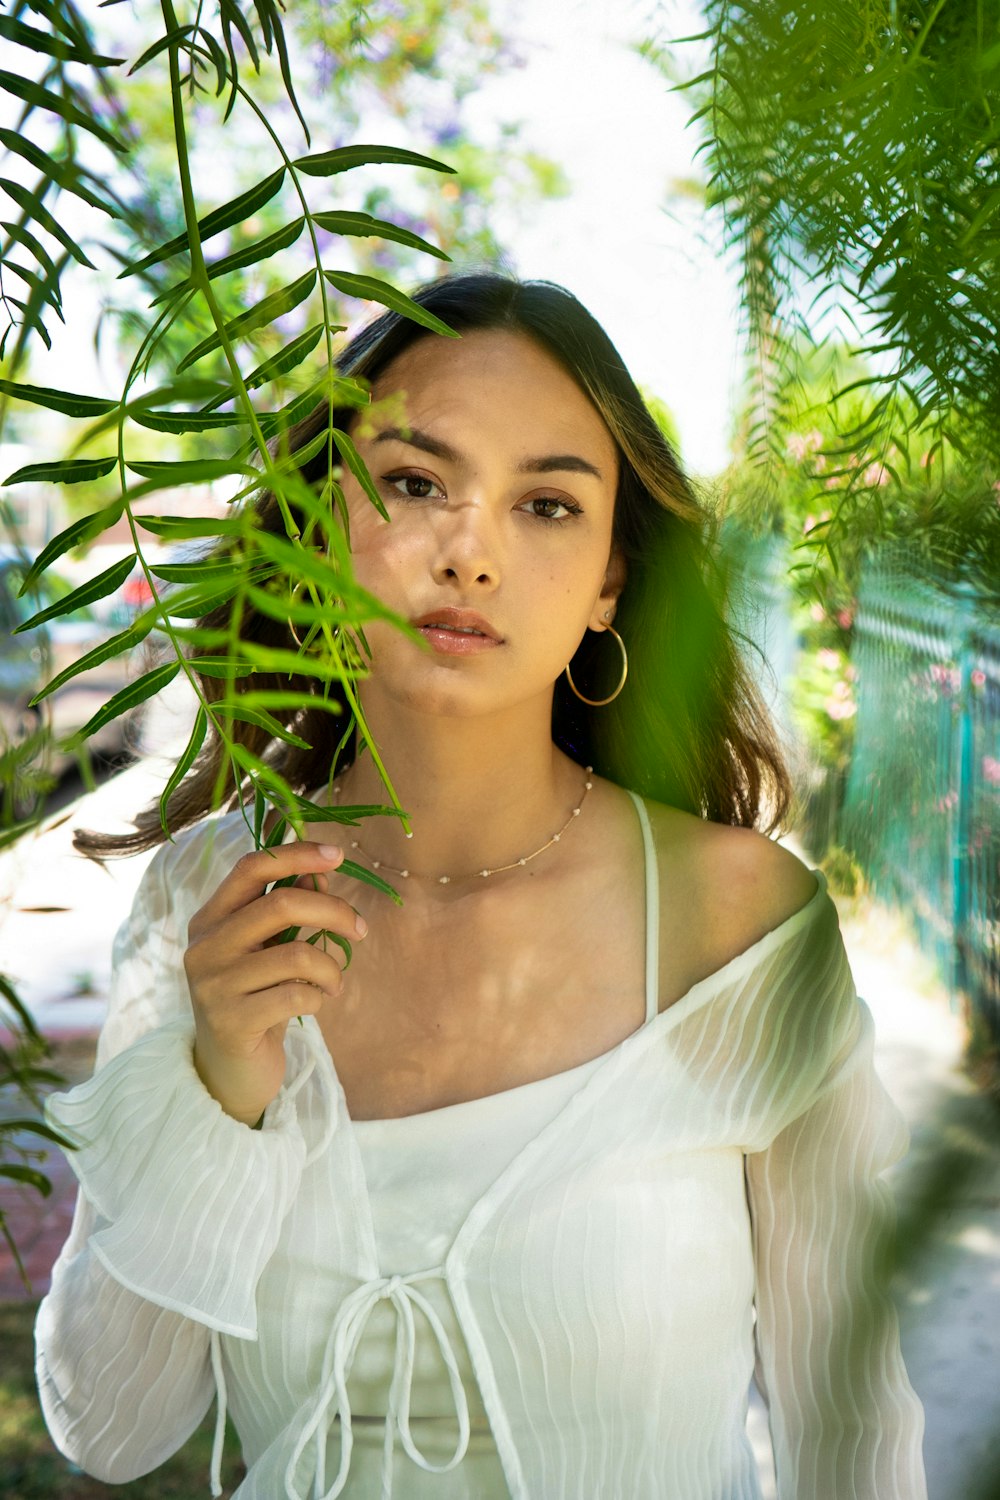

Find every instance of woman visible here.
[36,273,927,1498]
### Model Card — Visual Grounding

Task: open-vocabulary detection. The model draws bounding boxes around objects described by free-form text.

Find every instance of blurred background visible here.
[0,1,998,1496]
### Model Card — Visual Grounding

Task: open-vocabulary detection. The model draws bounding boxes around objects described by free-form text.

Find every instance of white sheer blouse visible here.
[35,793,927,1499]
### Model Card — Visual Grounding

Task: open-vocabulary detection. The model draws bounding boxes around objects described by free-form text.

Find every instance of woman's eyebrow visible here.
[372,426,458,462]
[516,454,604,481]
[371,426,604,481]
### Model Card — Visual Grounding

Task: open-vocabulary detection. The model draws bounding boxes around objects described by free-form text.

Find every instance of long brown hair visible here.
[77,272,791,858]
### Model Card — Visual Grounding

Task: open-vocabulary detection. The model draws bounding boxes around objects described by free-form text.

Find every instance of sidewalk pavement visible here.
[0,756,997,1500]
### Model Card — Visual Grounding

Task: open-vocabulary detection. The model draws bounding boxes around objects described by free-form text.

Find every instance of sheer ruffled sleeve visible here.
[745,948,927,1499]
[44,1017,312,1336]
[34,819,328,1486]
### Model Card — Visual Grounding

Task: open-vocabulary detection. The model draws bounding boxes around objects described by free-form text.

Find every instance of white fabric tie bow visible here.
[284,1266,472,1500]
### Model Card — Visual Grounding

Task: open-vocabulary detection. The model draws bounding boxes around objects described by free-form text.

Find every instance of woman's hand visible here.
[184,842,365,1126]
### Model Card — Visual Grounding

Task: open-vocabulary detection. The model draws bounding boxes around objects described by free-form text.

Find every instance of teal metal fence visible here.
[842,551,1000,1040]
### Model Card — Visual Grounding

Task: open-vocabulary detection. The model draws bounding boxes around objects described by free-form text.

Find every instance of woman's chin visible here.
[362,667,551,725]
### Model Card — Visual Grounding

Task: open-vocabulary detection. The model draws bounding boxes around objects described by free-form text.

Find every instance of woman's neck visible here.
[330,700,588,885]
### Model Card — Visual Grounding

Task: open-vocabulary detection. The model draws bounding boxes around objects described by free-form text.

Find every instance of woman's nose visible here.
[428,500,500,590]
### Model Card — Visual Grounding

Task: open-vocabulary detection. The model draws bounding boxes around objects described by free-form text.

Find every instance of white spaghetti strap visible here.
[625,790,660,1023]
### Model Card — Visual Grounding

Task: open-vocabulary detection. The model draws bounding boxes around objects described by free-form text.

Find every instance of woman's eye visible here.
[384,472,441,500]
[525,496,582,522]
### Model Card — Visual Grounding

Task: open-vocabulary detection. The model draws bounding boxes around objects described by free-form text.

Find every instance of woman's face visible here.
[339,328,624,721]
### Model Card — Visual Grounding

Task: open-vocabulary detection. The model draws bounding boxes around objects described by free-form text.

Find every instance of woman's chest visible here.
[315,863,649,1120]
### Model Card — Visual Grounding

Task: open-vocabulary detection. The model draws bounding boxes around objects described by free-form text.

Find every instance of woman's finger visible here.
[194,884,367,955]
[189,842,346,935]
[207,981,330,1048]
[189,935,348,1009]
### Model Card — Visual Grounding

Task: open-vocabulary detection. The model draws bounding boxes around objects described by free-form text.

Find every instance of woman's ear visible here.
[590,547,627,631]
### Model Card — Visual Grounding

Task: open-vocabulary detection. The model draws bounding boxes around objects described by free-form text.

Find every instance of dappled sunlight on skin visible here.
[316,835,647,1121]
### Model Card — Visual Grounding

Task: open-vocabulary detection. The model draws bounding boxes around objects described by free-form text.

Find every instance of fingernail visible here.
[318,844,342,862]
[356,915,368,937]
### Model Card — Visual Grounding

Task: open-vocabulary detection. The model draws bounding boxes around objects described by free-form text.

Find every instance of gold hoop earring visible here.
[287,579,341,650]
[564,624,628,707]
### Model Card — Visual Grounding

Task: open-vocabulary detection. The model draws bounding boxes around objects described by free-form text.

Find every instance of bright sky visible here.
[470,0,742,476]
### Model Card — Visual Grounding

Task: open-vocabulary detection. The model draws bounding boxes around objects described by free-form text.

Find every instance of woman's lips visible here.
[417,623,502,655]
[412,608,503,654]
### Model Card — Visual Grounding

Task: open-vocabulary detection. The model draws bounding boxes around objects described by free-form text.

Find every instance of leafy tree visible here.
[644,0,1000,569]
[640,0,1000,794]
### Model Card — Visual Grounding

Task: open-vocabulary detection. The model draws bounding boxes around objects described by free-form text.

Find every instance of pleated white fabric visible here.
[35,796,927,1500]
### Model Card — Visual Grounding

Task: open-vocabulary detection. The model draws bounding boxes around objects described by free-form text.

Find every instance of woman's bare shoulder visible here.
[640,798,819,988]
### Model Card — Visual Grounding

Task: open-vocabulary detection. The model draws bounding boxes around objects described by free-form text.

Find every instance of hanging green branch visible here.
[0,0,460,855]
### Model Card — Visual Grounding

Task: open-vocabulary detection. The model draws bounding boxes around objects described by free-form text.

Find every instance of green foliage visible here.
[652,0,1000,486]
[639,385,682,454]
[721,335,1000,782]
[724,335,1000,595]
[0,979,75,1290]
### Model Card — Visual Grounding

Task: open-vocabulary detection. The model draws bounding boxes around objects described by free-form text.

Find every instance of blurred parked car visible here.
[0,547,144,786]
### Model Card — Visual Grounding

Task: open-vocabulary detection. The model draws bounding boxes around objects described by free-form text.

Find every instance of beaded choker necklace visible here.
[332,767,594,884]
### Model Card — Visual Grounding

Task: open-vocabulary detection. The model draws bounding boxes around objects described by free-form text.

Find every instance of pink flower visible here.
[805,508,833,535]
[863,462,889,487]
[930,663,961,691]
[818,648,841,670]
[836,608,854,629]
[810,603,826,623]
[824,680,856,721]
[972,669,986,689]
[786,429,824,462]
[122,577,153,606]
[983,756,1000,787]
